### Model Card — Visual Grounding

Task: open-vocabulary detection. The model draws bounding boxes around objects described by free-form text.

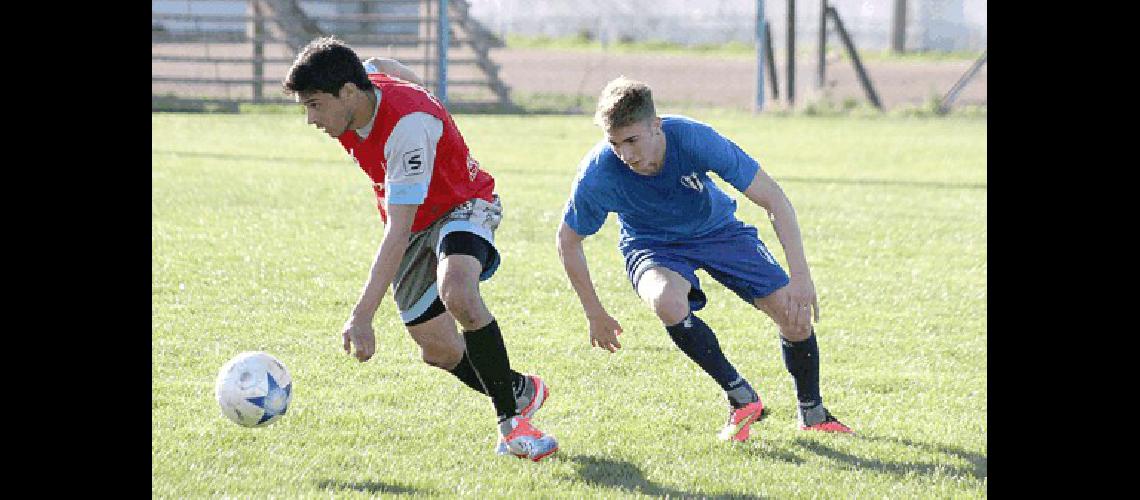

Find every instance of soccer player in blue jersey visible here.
[557,76,853,441]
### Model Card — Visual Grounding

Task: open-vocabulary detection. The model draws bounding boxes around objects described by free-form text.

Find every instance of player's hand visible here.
[341,318,377,362]
[783,274,820,332]
[587,312,623,353]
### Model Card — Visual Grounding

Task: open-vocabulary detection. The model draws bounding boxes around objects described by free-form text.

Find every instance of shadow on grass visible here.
[777,175,986,190]
[793,434,987,480]
[736,442,808,465]
[565,453,766,499]
[152,150,983,191]
[315,479,428,495]
[151,149,334,166]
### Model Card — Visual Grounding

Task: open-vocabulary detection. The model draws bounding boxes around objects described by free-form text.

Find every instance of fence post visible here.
[422,0,433,86]
[249,0,264,102]
[764,21,779,100]
[938,49,987,114]
[437,0,448,105]
[754,0,766,113]
[786,0,795,105]
[827,6,882,109]
[360,0,372,36]
[891,0,907,53]
[817,0,826,89]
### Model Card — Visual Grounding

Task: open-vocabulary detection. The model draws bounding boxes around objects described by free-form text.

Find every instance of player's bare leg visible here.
[754,289,852,433]
[406,304,547,418]
[438,253,557,461]
[406,312,464,369]
[638,267,765,441]
[635,267,691,325]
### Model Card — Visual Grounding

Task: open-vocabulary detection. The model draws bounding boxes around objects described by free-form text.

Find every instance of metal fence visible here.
[152,0,512,111]
[467,0,986,52]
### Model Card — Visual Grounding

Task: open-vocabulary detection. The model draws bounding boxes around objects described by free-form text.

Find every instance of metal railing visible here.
[152,0,513,110]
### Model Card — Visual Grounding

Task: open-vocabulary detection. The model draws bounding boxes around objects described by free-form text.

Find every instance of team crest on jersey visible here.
[680,173,704,192]
[466,154,481,181]
[401,148,425,176]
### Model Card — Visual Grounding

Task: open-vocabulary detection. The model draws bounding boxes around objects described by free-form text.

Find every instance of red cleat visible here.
[518,375,548,419]
[799,406,854,434]
[718,400,767,442]
[498,416,559,462]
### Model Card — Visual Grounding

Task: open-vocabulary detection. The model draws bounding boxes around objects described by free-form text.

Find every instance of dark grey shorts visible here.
[392,195,503,322]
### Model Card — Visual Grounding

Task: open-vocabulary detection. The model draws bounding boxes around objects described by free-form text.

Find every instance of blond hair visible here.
[593,76,656,130]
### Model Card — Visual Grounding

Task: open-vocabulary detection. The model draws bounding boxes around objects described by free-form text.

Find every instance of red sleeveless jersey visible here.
[337,74,495,232]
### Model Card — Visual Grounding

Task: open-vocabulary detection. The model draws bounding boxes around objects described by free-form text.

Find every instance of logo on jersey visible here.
[401,148,425,176]
[466,154,481,181]
[680,173,704,192]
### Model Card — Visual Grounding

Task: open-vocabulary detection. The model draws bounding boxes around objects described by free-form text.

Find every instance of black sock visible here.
[462,319,519,422]
[665,312,743,393]
[447,351,526,399]
[781,330,822,408]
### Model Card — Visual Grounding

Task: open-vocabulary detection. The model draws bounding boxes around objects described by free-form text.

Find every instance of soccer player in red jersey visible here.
[283,37,557,461]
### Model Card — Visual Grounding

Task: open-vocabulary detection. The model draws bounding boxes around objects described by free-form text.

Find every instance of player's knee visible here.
[439,282,483,325]
[421,342,463,370]
[439,286,475,320]
[779,322,812,342]
[651,292,690,326]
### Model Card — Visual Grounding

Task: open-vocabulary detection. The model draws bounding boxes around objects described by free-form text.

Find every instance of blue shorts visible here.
[620,220,790,311]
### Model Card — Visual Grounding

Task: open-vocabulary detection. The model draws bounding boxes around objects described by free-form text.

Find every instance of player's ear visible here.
[338,82,356,100]
[653,116,663,134]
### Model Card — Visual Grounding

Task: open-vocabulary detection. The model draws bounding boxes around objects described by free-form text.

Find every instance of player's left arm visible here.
[741,169,820,323]
[362,57,425,87]
[695,122,820,324]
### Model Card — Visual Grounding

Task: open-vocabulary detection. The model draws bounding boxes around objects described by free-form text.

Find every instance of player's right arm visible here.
[342,113,441,363]
[342,202,416,362]
[556,221,623,353]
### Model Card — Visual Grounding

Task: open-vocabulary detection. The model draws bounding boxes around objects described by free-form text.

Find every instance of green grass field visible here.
[152,110,986,498]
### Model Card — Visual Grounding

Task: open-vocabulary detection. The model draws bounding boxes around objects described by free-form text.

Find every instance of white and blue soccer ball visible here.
[215,351,293,428]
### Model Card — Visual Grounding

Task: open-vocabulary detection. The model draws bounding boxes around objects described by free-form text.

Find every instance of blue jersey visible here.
[563,115,761,245]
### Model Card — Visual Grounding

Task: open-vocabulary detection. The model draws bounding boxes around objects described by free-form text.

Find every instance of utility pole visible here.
[891,0,906,54]
[437,0,448,104]
[817,0,826,89]
[787,0,795,105]
[755,0,767,112]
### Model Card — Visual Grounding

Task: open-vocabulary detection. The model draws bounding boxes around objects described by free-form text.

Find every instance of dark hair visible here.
[282,36,373,97]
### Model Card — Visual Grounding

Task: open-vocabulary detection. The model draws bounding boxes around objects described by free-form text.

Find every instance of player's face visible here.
[299,90,354,137]
[605,117,665,176]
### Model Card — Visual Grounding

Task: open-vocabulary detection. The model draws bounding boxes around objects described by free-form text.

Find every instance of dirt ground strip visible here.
[152,44,987,112]
[490,48,986,111]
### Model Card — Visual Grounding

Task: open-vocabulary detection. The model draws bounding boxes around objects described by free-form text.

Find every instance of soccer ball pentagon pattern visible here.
[215,351,293,427]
